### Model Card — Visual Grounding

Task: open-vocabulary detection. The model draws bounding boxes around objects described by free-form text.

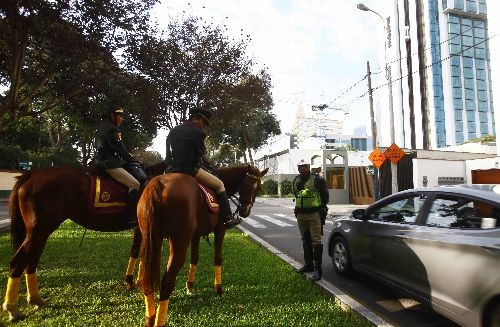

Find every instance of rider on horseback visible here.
[164,108,242,229]
[96,106,141,227]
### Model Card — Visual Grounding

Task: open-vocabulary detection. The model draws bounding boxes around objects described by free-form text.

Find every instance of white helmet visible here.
[297,158,309,166]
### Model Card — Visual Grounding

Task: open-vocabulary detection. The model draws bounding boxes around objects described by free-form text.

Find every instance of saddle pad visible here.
[198,184,220,213]
[88,175,127,214]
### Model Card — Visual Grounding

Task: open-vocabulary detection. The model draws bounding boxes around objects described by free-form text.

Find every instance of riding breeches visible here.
[195,168,225,193]
[105,167,140,192]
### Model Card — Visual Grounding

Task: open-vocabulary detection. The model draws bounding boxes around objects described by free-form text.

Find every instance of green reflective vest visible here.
[293,174,321,209]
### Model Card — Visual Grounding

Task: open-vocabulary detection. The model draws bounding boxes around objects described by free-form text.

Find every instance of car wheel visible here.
[331,236,352,276]
[484,299,500,327]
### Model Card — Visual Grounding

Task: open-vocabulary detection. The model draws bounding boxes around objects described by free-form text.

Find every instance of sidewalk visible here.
[0,197,9,233]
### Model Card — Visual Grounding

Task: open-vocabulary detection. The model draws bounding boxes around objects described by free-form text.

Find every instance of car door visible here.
[357,192,428,285]
[406,193,500,315]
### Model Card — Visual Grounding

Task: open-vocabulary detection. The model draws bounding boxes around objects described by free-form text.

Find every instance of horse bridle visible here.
[229,173,261,216]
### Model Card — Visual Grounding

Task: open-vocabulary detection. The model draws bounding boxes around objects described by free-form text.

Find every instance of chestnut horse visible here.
[138,165,268,327]
[1,163,166,323]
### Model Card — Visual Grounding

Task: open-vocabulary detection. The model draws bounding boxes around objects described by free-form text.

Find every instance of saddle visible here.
[198,184,220,213]
[87,175,127,214]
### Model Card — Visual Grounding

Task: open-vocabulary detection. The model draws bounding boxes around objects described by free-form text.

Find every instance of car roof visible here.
[393,185,500,203]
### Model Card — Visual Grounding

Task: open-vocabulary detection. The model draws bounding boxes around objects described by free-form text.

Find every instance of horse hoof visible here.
[2,303,26,322]
[186,282,194,295]
[214,284,224,296]
[28,296,47,308]
[125,275,135,290]
[144,314,156,327]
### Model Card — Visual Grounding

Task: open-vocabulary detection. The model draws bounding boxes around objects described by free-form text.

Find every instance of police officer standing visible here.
[96,106,141,227]
[293,158,329,281]
[164,108,241,229]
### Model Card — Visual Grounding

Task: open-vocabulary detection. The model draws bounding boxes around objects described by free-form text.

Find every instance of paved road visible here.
[243,198,458,327]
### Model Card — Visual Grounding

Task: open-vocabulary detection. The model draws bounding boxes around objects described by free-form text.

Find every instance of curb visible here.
[237,225,393,327]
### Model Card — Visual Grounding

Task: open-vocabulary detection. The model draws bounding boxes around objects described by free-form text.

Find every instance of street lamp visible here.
[357,2,398,195]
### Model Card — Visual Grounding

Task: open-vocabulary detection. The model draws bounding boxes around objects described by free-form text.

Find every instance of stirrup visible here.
[224,216,242,229]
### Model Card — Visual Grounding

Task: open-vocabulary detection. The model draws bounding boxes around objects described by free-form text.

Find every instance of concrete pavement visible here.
[0,198,8,233]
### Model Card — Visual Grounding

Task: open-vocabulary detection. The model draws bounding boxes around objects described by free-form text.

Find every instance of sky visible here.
[149,0,387,157]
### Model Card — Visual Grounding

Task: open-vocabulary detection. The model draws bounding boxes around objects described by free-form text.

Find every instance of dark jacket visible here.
[293,173,329,214]
[96,120,133,169]
[164,121,206,176]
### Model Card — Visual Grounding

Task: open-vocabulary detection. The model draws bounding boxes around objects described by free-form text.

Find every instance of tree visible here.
[0,0,158,132]
[127,15,253,130]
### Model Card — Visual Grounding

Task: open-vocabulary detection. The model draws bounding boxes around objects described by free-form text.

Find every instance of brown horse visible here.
[138,165,268,327]
[1,163,165,322]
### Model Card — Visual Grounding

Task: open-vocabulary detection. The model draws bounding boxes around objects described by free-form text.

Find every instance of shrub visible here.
[261,179,278,195]
[280,180,293,196]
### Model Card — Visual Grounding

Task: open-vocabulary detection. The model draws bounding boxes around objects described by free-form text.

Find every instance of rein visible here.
[228,172,262,215]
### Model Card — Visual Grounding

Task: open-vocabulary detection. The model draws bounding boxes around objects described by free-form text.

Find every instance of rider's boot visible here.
[126,189,140,227]
[296,234,314,273]
[310,244,323,281]
[215,191,241,229]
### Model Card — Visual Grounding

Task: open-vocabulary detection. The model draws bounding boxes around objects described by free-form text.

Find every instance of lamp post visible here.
[357,3,398,195]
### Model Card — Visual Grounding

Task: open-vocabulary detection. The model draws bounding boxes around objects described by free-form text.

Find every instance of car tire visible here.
[484,299,500,327]
[331,236,352,276]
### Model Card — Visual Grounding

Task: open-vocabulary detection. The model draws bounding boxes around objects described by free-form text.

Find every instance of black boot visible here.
[126,189,140,228]
[311,244,323,281]
[296,232,314,273]
[215,191,241,229]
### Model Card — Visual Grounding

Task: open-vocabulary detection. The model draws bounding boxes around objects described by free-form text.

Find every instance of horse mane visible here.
[217,165,260,196]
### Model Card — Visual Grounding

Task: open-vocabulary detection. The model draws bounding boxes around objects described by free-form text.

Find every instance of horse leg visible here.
[2,239,27,323]
[213,228,225,296]
[2,228,51,322]
[153,240,189,327]
[125,226,142,290]
[186,237,200,295]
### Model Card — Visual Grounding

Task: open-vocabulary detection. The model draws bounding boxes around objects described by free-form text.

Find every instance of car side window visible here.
[370,194,426,224]
[426,196,500,229]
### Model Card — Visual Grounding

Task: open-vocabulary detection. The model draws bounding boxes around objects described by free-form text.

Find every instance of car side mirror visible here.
[352,209,366,220]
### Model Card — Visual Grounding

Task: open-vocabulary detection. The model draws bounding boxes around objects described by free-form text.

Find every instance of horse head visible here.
[236,165,269,218]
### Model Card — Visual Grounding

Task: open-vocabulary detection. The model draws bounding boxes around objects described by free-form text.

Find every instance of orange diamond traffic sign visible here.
[383,143,406,164]
[368,148,387,169]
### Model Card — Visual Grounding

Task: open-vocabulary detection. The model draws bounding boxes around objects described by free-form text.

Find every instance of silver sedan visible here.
[328,186,500,327]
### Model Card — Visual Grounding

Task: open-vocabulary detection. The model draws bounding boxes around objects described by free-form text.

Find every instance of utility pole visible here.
[388,66,398,194]
[367,61,380,200]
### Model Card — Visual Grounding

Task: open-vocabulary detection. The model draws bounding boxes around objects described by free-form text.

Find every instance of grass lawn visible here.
[0,221,368,326]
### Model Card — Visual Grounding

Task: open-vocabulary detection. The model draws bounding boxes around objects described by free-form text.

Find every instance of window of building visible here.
[465,0,477,13]
[476,58,485,69]
[453,87,463,99]
[454,110,463,121]
[468,121,476,132]
[478,101,489,112]
[453,0,464,10]
[465,88,475,100]
[479,112,488,123]
[475,48,486,59]
[464,78,474,89]
[451,65,461,77]
[466,110,475,122]
[476,69,486,80]
[479,2,487,14]
[456,131,464,143]
[477,80,487,91]
[468,132,477,139]
[326,167,344,190]
[477,90,487,102]
[463,67,474,78]
[452,77,461,88]
[480,123,489,135]
[465,99,476,111]
[453,98,463,110]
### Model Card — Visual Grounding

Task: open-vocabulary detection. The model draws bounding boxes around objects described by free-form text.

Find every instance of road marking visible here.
[255,215,293,227]
[0,219,9,224]
[274,213,295,221]
[242,218,266,228]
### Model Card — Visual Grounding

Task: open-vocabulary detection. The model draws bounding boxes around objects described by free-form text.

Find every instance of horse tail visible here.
[9,172,31,251]
[139,179,165,295]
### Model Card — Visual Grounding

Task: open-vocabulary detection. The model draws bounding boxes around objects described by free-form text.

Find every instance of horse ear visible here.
[260,168,269,176]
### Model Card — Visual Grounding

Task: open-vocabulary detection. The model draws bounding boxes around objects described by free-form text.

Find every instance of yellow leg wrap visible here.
[214,265,222,285]
[154,300,169,326]
[126,257,136,276]
[4,277,20,305]
[187,264,196,283]
[144,294,155,318]
[25,273,39,299]
[137,261,142,280]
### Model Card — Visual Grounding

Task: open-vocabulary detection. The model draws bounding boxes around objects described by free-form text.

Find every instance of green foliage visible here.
[462,134,496,144]
[0,222,367,327]
[280,180,293,196]
[261,179,278,195]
